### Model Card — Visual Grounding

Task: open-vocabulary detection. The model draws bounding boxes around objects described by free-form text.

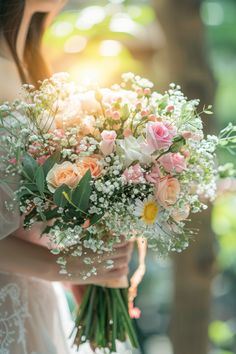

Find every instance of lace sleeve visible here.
[0,181,20,239]
[0,130,20,239]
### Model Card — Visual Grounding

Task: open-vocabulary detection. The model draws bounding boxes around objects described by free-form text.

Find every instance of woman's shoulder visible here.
[0,57,22,102]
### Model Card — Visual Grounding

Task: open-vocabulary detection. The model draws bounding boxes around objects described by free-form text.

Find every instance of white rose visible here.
[117,136,152,167]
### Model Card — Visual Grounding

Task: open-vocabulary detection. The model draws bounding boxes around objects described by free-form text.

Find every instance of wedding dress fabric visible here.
[0,272,73,354]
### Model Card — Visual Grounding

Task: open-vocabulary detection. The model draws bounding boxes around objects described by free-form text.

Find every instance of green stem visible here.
[113,289,139,348]
[111,289,118,352]
[84,286,97,339]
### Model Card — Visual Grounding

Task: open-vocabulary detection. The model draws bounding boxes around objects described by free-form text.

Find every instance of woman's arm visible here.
[0,230,133,284]
[0,234,59,281]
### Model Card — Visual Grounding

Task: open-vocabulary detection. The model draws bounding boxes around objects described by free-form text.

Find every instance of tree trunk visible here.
[152,1,216,354]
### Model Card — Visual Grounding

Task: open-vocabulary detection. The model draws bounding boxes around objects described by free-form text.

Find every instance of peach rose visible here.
[77,155,102,178]
[155,177,180,207]
[46,161,83,192]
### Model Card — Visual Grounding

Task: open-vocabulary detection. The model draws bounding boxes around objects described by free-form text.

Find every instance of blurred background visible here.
[43,1,236,353]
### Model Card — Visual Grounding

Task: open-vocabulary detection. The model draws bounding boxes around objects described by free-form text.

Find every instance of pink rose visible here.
[155,176,180,207]
[146,122,176,152]
[100,130,117,156]
[159,153,186,173]
[145,164,161,184]
[171,204,190,221]
[122,164,144,184]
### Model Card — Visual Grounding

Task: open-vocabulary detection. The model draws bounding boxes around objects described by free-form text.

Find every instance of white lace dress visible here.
[0,272,73,354]
[0,140,75,354]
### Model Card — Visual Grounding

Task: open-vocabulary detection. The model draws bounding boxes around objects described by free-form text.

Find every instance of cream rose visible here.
[155,177,180,207]
[46,161,83,192]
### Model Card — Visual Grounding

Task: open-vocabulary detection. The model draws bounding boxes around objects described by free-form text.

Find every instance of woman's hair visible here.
[0,0,51,86]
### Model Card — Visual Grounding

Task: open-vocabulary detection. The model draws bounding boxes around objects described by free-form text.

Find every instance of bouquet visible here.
[0,72,236,353]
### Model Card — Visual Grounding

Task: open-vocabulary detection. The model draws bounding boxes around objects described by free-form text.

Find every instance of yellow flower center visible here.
[142,201,159,224]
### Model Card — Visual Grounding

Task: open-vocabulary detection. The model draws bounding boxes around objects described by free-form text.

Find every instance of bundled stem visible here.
[72,285,139,353]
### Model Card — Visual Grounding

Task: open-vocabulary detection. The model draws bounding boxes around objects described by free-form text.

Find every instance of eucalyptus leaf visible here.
[35,166,45,195]
[53,184,71,208]
[72,170,92,212]
[43,150,61,176]
[22,153,38,181]
[90,212,104,226]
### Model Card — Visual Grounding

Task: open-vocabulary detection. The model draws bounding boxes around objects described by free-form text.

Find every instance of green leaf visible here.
[44,207,60,220]
[53,184,71,208]
[35,166,45,195]
[169,135,186,152]
[43,150,61,176]
[121,104,130,120]
[72,170,92,212]
[90,212,104,226]
[158,95,169,110]
[37,209,46,222]
[22,153,38,181]
[17,184,38,198]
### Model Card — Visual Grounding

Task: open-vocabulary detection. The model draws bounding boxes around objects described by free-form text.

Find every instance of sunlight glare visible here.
[109,13,139,34]
[51,21,73,37]
[99,40,122,57]
[76,6,106,30]
[64,35,87,54]
[70,65,103,86]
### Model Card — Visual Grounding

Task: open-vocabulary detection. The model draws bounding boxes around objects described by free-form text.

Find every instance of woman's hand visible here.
[0,234,134,286]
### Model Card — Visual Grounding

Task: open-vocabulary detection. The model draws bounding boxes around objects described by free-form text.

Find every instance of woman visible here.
[0,1,133,353]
